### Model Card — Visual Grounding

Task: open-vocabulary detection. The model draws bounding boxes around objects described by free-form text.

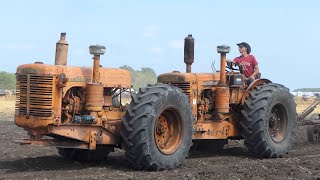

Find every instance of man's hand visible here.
[226,60,235,67]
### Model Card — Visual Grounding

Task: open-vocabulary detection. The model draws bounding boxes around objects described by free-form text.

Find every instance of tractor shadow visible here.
[188,145,254,159]
[0,153,132,173]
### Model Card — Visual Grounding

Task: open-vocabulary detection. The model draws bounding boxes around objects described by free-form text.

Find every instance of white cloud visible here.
[168,40,184,49]
[143,25,159,37]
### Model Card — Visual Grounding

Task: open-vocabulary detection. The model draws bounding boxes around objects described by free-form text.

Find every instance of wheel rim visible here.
[154,108,183,155]
[268,104,288,143]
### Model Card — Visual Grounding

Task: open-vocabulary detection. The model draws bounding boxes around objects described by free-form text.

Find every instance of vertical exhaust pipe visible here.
[184,34,194,73]
[55,33,68,66]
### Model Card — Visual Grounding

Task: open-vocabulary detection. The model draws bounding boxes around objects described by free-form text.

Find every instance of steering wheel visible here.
[226,62,239,71]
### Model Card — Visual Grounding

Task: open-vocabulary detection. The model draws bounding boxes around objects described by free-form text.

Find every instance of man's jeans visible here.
[247,77,254,86]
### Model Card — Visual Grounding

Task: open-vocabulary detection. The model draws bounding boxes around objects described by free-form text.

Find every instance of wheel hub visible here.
[269,104,288,143]
[154,109,183,155]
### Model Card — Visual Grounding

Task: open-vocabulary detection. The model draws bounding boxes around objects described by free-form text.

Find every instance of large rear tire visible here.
[240,83,297,158]
[120,84,193,170]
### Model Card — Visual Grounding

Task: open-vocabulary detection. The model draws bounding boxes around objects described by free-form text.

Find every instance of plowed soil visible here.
[1,120,320,180]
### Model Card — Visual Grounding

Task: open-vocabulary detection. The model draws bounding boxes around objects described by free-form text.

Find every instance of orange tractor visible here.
[15,33,297,170]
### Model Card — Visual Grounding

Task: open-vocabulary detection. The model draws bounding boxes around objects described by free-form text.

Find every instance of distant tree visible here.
[0,71,16,89]
[119,66,157,90]
[294,88,320,92]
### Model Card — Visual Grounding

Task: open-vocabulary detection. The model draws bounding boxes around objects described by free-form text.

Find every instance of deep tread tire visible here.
[240,83,297,158]
[120,84,193,171]
[57,147,110,161]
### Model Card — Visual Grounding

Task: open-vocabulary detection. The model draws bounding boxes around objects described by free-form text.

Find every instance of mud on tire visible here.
[240,83,297,158]
[120,84,193,171]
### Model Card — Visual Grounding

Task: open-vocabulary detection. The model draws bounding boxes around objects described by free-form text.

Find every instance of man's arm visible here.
[250,64,259,79]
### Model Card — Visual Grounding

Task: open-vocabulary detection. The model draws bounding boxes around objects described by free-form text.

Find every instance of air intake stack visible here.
[85,45,106,123]
[215,45,231,115]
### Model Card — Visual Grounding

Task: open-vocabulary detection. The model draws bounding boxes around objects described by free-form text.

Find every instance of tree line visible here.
[294,88,320,92]
[119,65,157,90]
[0,66,157,90]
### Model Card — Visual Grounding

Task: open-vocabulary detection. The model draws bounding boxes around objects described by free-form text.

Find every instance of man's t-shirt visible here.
[233,55,258,78]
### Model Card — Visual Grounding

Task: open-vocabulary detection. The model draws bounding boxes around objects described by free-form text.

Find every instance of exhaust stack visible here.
[54,33,68,66]
[184,34,194,73]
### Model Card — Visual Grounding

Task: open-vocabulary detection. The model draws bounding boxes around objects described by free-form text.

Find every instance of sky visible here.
[0,0,319,90]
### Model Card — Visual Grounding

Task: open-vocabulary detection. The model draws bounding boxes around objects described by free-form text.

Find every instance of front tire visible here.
[240,83,297,158]
[120,84,193,170]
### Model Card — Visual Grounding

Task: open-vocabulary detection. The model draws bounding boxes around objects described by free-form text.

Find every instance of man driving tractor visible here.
[227,42,260,85]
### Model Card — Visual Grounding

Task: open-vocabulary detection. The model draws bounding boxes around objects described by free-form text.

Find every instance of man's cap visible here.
[237,42,251,54]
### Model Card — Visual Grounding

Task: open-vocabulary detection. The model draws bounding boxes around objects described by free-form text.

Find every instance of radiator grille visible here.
[170,82,191,97]
[16,74,54,117]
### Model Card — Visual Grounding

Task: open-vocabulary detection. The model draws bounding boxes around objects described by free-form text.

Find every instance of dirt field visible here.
[1,97,320,179]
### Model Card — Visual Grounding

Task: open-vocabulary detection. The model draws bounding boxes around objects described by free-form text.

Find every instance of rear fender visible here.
[241,78,272,104]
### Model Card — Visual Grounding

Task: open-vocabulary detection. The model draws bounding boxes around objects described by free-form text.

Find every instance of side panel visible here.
[193,120,240,139]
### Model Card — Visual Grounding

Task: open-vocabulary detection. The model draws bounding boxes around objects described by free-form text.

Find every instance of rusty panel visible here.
[15,115,53,129]
[193,120,240,139]
[48,124,121,145]
[65,66,131,89]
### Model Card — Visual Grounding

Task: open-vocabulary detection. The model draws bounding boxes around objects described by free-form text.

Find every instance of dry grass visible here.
[295,96,320,114]
[0,96,319,121]
[0,96,16,121]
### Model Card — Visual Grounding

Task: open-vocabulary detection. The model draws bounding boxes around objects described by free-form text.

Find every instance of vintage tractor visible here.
[15,33,132,160]
[15,33,297,171]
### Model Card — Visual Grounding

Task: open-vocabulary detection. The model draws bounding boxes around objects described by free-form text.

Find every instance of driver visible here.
[227,42,259,86]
